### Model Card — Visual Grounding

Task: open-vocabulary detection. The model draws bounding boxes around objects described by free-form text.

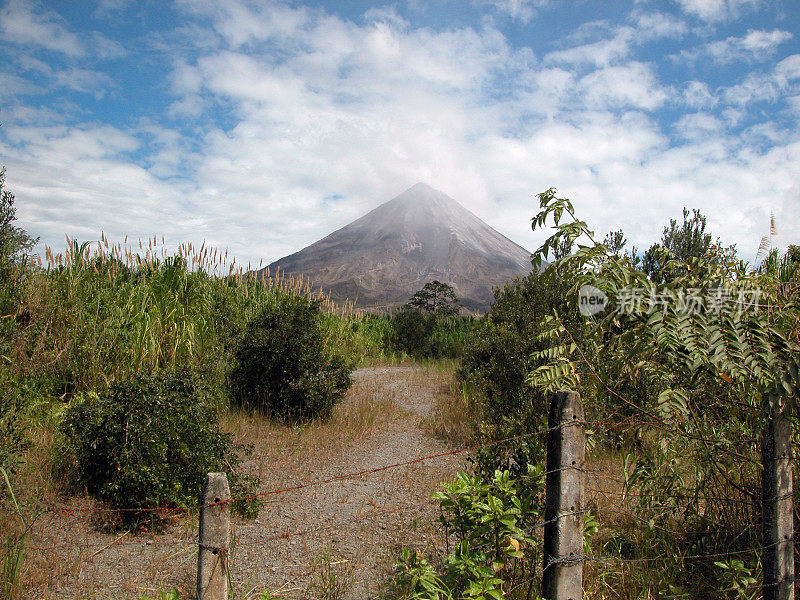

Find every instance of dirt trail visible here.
[31,366,465,600]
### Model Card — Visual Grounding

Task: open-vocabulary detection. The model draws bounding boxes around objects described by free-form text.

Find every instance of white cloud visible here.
[775,54,800,82]
[721,54,800,106]
[3,1,798,271]
[681,28,792,64]
[545,12,688,69]
[0,123,195,252]
[674,112,724,141]
[577,63,669,111]
[176,0,312,49]
[0,0,84,56]
[0,71,44,97]
[478,0,549,24]
[630,10,689,41]
[674,0,761,23]
[683,81,717,108]
[545,28,631,67]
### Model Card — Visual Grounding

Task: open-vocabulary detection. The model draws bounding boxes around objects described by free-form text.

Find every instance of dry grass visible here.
[416,366,480,448]
[221,374,401,486]
[4,365,470,600]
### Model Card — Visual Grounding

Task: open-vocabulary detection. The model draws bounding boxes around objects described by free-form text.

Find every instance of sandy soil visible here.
[25,366,466,600]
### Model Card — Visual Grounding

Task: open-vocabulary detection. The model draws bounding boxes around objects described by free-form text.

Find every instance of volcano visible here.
[263,183,533,313]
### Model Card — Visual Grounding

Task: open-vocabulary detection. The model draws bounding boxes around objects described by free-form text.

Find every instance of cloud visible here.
[674,0,761,23]
[0,123,195,251]
[545,31,631,68]
[176,0,312,49]
[544,11,687,69]
[2,0,798,271]
[576,63,669,110]
[630,10,689,41]
[477,0,550,24]
[681,29,792,64]
[674,112,724,141]
[0,0,84,56]
[683,81,717,108]
[721,53,800,106]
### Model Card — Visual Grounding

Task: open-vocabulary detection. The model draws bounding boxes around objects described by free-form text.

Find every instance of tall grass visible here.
[8,236,396,401]
[0,468,29,600]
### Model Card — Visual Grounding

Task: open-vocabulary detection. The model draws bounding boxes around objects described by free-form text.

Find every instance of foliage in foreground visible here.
[524,188,799,596]
[452,189,799,597]
[457,268,576,435]
[61,370,259,522]
[229,294,353,423]
[395,467,545,600]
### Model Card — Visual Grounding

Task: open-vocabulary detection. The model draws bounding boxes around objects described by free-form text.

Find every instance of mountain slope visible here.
[264,183,533,312]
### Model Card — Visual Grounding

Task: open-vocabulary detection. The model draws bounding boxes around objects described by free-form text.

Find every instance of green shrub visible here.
[229,293,352,423]
[458,270,572,430]
[61,370,258,523]
[395,468,545,600]
[389,309,473,360]
[0,375,33,481]
[389,307,435,358]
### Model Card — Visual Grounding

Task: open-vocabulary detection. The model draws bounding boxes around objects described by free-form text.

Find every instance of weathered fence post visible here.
[762,397,794,600]
[543,390,585,600]
[197,472,231,600]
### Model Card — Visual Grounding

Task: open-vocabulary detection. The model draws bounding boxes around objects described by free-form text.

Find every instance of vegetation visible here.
[457,268,574,433]
[61,370,259,522]
[0,166,387,534]
[397,189,799,599]
[0,168,37,319]
[390,281,472,359]
[395,467,544,600]
[407,280,461,316]
[641,207,737,283]
[230,294,353,423]
[2,162,799,599]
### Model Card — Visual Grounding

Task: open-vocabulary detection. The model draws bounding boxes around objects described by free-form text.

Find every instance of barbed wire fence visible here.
[1,389,797,600]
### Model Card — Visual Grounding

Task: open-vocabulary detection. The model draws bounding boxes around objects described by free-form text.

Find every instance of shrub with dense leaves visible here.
[61,370,258,522]
[390,281,470,359]
[389,307,436,358]
[0,380,30,478]
[229,293,352,423]
[395,467,545,600]
[457,269,573,430]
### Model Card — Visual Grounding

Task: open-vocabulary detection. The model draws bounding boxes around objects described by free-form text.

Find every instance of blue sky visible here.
[1,0,798,269]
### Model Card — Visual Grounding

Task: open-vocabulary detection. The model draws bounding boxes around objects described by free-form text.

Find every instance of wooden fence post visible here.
[197,472,231,600]
[543,390,585,600]
[763,397,794,600]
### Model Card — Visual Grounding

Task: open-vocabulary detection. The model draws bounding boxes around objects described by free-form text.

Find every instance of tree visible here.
[229,294,352,423]
[642,207,735,283]
[603,229,627,255]
[0,167,37,315]
[406,280,460,316]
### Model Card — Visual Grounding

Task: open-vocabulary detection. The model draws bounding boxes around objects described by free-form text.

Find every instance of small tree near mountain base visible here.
[407,280,461,317]
[391,281,464,359]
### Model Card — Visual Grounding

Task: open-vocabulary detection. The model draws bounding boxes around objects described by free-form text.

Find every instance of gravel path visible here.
[28,366,465,600]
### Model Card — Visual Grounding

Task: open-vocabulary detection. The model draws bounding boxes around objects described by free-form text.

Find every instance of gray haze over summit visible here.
[265,183,534,312]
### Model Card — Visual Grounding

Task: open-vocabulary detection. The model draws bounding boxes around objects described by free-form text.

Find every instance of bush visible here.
[61,370,258,523]
[229,293,352,423]
[0,380,30,477]
[389,307,435,358]
[458,270,571,430]
[395,467,545,600]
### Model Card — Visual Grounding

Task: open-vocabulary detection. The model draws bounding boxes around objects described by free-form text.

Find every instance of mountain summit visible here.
[264,183,533,312]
